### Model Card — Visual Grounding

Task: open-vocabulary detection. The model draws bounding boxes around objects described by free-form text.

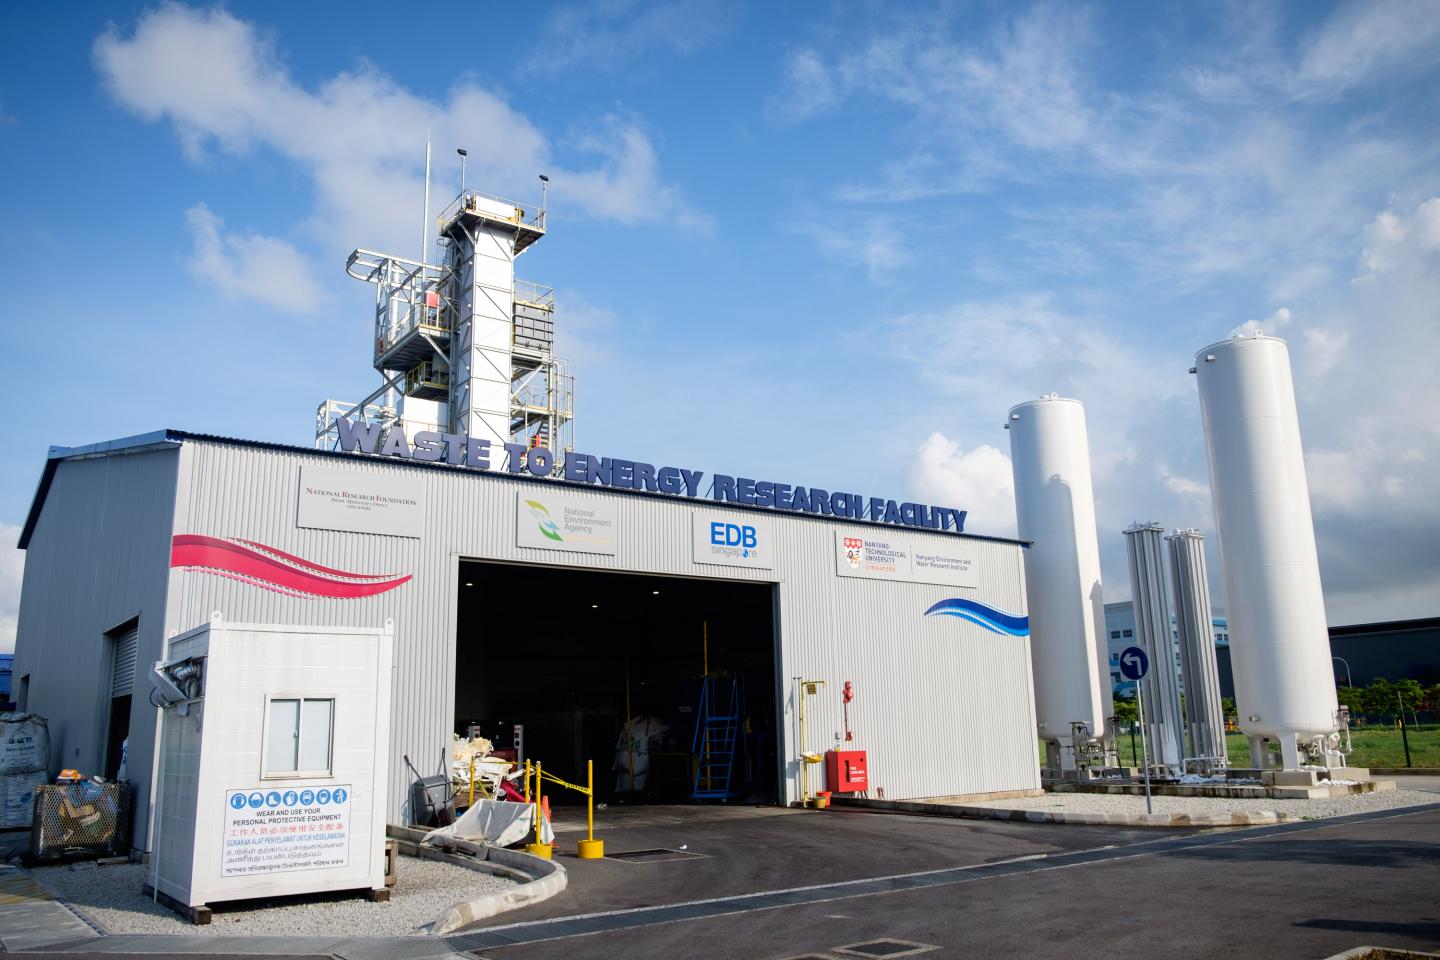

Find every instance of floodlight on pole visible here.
[458,148,468,193]
[539,174,549,217]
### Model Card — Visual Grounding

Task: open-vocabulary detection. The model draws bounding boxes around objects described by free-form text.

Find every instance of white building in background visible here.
[1103,600,1229,697]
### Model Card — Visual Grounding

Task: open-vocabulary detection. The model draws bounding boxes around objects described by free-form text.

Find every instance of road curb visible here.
[391,827,567,934]
[830,796,1295,828]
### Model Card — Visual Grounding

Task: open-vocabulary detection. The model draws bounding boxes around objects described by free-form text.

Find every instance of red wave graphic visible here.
[170,535,412,599]
[232,538,403,580]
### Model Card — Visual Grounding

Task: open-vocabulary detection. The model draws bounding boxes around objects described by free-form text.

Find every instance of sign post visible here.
[1120,646,1153,816]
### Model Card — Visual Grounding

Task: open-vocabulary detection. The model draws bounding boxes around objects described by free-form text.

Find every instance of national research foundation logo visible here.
[525,500,563,542]
[843,537,863,569]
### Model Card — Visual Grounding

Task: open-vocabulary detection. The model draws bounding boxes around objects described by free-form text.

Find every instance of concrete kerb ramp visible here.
[388,825,567,934]
[830,795,1295,828]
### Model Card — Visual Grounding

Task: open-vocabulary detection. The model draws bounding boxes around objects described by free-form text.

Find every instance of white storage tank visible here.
[1007,395,1109,771]
[1193,334,1338,768]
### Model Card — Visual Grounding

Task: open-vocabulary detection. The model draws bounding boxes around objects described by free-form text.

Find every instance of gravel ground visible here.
[963,786,1438,819]
[33,855,516,937]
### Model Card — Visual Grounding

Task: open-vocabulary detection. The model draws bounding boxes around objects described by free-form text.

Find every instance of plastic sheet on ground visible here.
[422,797,553,848]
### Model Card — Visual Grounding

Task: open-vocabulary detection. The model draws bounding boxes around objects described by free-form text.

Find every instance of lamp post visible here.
[1332,656,1352,687]
[457,148,468,192]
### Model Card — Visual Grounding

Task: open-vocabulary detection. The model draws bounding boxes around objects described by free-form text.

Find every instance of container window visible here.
[264,696,334,778]
[299,699,334,772]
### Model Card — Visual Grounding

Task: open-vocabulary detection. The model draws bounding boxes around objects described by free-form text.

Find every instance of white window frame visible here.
[260,693,335,780]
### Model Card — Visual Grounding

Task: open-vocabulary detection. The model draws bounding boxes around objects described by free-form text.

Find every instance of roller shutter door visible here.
[111,623,138,697]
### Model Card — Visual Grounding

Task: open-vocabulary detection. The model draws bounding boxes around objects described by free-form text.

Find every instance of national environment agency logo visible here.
[843,537,864,569]
[525,500,564,542]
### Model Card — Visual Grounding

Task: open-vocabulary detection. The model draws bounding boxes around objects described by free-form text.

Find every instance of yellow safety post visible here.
[577,759,604,859]
[525,760,552,859]
[797,678,826,806]
[468,755,476,808]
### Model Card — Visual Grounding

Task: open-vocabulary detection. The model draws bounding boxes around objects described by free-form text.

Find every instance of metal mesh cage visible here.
[29,782,131,863]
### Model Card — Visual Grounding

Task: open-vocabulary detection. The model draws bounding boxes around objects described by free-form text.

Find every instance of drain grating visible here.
[833,939,940,959]
[606,847,707,863]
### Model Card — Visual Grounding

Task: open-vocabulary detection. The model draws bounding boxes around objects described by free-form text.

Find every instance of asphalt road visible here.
[505,802,1177,922]
[463,802,1440,960]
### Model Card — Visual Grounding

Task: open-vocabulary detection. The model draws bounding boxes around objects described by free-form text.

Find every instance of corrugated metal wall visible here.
[11,445,181,843]
[164,439,1039,820]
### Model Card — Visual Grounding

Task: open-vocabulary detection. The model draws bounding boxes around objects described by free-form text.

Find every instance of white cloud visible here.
[775,48,838,121]
[94,4,703,259]
[1229,305,1293,339]
[781,4,1439,297]
[1301,326,1349,378]
[908,435,1016,538]
[1159,467,1208,500]
[871,293,1215,570]
[0,524,23,655]
[795,215,904,280]
[1292,197,1440,618]
[184,203,327,313]
[1294,0,1440,99]
[537,0,739,73]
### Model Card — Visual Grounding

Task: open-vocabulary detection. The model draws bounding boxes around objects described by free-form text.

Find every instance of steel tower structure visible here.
[316,187,574,465]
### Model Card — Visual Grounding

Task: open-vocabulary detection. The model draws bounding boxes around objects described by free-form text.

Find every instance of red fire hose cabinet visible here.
[824,749,868,793]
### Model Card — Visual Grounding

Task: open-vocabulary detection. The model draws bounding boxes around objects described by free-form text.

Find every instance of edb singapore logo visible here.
[709,521,759,559]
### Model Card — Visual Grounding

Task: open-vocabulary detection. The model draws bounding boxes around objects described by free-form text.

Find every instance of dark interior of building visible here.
[454,560,779,805]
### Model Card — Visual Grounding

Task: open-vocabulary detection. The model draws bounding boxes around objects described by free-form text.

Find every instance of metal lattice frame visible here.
[319,189,575,466]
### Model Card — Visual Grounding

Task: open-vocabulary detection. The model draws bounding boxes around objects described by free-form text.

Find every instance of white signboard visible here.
[222,785,352,877]
[297,466,422,538]
[835,530,980,588]
[692,513,775,569]
[516,491,617,555]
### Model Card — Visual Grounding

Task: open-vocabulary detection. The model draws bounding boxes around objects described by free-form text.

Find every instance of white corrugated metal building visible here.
[14,429,1039,846]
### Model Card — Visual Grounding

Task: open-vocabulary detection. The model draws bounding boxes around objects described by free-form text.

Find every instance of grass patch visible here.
[1041,725,1440,768]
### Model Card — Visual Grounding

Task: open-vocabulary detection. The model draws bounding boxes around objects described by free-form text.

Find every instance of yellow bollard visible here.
[525,760,552,859]
[577,758,604,859]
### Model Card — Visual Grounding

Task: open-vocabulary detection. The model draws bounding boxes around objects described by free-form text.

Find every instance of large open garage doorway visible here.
[454,561,780,805]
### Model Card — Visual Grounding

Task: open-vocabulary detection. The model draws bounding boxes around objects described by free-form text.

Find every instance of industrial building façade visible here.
[12,427,1039,847]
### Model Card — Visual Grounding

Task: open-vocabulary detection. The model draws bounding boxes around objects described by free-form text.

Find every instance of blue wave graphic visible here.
[924,598,1030,636]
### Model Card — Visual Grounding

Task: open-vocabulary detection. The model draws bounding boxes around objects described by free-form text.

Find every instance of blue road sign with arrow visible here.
[1119,646,1150,681]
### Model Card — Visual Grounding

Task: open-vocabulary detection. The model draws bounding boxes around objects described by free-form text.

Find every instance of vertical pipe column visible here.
[1167,529,1227,766]
[1123,523,1184,773]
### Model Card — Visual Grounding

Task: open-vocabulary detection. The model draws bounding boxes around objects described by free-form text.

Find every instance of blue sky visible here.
[2,0,1439,649]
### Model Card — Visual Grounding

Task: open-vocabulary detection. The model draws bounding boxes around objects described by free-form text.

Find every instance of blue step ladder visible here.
[691,677,742,801]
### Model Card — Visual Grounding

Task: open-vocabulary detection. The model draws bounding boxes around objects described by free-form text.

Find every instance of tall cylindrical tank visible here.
[1194,334,1337,748]
[1167,529,1227,765]
[1007,395,1107,764]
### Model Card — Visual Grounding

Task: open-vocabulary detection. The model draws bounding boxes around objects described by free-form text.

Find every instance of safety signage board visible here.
[221,785,351,877]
